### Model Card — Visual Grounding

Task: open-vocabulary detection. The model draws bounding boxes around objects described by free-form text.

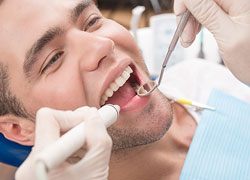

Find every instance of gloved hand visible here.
[174,0,250,85]
[15,106,112,180]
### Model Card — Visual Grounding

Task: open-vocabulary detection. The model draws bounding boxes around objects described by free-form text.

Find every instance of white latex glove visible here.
[174,0,250,85]
[15,106,112,180]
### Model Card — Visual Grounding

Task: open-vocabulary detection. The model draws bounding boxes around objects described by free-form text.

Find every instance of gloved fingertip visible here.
[181,31,195,47]
[180,37,192,47]
[180,16,197,48]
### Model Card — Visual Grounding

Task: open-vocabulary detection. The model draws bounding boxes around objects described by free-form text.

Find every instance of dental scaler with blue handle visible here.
[0,104,120,168]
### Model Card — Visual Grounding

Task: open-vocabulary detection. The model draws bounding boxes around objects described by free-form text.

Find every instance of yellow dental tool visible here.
[176,98,216,111]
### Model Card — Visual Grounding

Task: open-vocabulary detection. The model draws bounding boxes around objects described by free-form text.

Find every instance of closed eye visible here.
[41,51,64,74]
[84,15,102,31]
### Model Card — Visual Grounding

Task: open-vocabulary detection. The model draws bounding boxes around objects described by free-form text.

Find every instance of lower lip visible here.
[120,95,150,112]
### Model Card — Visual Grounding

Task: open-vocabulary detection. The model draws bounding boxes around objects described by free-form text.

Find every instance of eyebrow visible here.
[23,0,93,77]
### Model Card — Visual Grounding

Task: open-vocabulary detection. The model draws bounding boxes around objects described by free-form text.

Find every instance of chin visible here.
[108,90,173,151]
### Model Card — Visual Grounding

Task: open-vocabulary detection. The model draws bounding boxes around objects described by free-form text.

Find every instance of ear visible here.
[0,115,35,146]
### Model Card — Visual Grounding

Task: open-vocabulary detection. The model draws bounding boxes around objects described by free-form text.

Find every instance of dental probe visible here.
[35,104,120,180]
[137,10,191,97]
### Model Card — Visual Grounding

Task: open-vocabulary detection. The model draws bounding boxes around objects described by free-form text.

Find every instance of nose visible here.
[66,29,114,71]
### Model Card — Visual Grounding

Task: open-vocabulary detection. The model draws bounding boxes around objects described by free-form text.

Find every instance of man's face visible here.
[0,0,172,150]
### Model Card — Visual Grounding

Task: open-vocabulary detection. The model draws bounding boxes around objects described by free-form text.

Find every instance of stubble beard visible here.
[107,91,173,151]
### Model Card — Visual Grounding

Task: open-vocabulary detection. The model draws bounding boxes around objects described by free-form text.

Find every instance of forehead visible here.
[0,0,84,66]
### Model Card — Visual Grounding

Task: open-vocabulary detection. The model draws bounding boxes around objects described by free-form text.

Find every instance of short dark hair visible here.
[0,63,30,118]
[1,1,32,119]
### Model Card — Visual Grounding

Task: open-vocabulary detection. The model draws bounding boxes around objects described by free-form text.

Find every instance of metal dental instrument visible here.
[137,10,191,97]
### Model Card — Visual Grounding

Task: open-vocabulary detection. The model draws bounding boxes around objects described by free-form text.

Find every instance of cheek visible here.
[30,74,87,111]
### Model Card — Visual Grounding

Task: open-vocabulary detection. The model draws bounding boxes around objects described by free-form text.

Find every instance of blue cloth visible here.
[0,133,32,167]
[180,89,250,180]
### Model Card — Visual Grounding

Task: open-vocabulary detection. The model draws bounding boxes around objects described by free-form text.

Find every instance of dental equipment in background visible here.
[131,6,145,43]
[149,0,162,14]
[35,104,120,180]
[197,28,205,59]
[137,10,191,97]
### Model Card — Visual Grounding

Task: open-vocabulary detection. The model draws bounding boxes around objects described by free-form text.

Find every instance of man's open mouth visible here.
[100,65,142,108]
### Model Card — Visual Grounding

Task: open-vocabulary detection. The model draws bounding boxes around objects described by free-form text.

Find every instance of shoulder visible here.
[164,58,229,80]
[159,59,250,104]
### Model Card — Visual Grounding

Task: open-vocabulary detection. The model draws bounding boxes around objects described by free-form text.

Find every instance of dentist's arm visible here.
[15,106,114,180]
[174,0,250,85]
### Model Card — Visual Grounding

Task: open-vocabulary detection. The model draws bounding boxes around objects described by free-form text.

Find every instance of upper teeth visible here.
[100,66,133,106]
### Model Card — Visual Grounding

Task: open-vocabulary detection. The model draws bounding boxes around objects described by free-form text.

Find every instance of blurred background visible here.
[96,0,174,28]
[94,0,220,76]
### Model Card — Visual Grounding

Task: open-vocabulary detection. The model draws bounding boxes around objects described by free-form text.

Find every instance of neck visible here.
[109,103,197,180]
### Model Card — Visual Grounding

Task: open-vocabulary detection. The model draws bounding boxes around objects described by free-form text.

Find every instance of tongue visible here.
[106,81,136,108]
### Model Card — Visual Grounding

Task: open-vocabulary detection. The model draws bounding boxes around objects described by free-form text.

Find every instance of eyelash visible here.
[42,51,64,74]
[41,16,102,74]
[84,16,101,31]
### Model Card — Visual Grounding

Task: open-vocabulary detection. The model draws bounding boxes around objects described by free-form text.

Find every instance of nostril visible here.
[98,55,107,68]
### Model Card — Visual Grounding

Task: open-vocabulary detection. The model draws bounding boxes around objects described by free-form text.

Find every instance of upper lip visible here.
[99,58,132,106]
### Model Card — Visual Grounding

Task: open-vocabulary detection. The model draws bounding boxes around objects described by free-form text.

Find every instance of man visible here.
[0,0,176,178]
[0,0,250,179]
